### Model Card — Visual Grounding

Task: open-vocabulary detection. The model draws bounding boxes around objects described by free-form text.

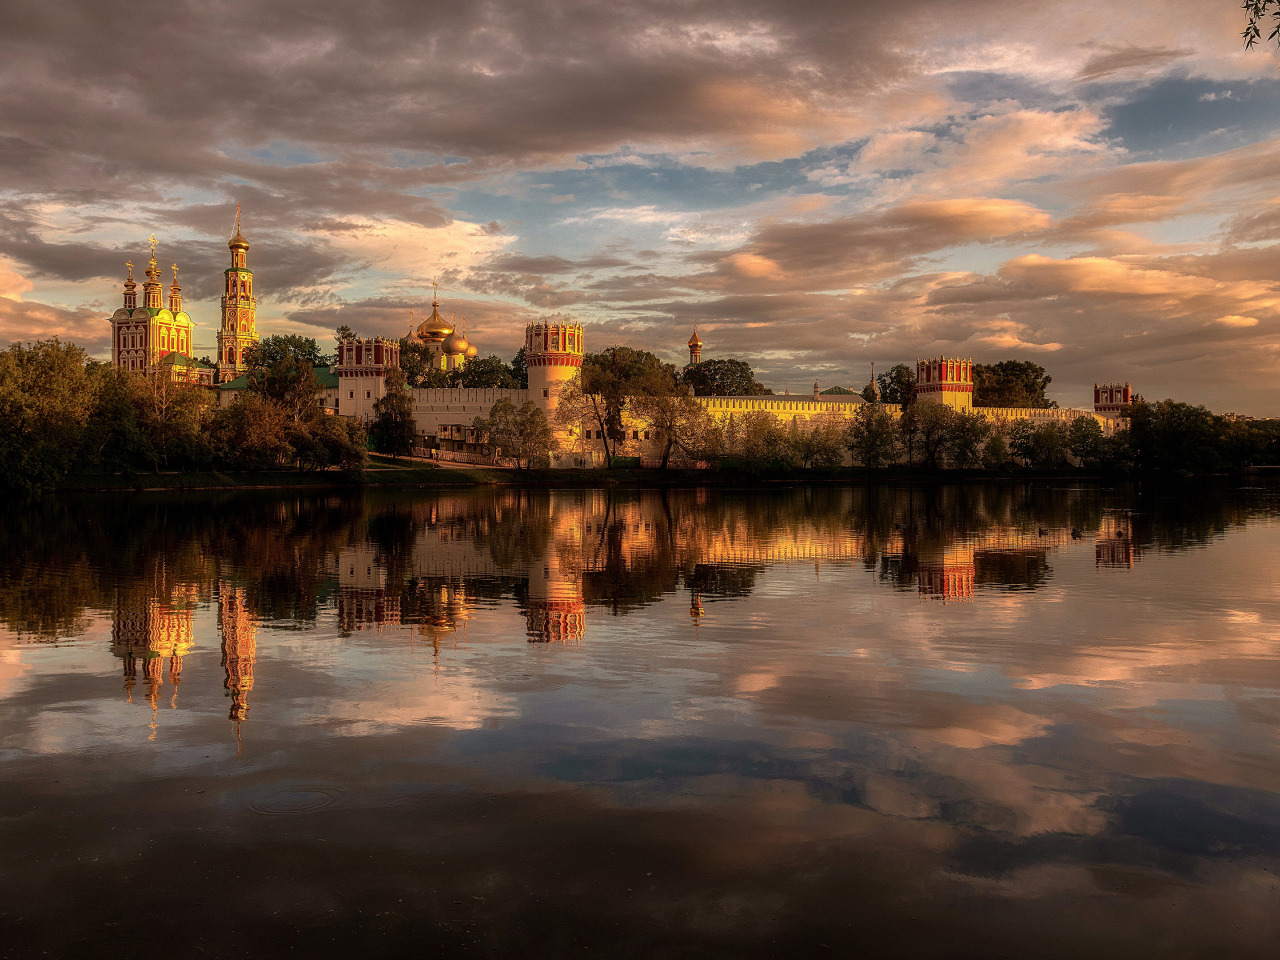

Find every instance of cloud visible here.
[1077,44,1192,82]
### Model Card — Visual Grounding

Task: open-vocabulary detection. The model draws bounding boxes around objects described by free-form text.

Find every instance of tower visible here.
[687,326,702,367]
[915,356,973,412]
[1093,382,1133,418]
[217,206,258,384]
[525,319,584,417]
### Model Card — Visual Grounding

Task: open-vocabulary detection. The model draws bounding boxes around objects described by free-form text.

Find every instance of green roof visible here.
[820,385,857,395]
[313,365,339,388]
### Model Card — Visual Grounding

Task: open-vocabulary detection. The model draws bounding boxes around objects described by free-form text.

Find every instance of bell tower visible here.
[217,205,259,383]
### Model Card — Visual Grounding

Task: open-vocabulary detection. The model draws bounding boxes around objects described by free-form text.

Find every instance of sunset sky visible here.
[3,0,1280,412]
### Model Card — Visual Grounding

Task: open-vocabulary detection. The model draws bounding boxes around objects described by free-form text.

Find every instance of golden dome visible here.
[416,302,452,343]
[464,343,479,359]
[442,330,469,355]
[688,329,702,347]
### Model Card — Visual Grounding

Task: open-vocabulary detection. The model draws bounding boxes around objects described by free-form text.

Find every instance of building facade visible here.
[108,236,209,382]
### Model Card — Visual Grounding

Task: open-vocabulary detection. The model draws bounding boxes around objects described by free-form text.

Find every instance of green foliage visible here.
[245,336,325,423]
[0,339,95,494]
[1243,0,1280,47]
[473,398,558,469]
[456,355,520,389]
[973,360,1056,409]
[510,347,529,388]
[899,400,953,468]
[847,403,898,468]
[1068,416,1106,466]
[722,410,795,470]
[982,432,1009,469]
[246,335,323,369]
[875,363,916,409]
[681,358,770,397]
[564,347,678,465]
[209,393,294,470]
[944,410,992,469]
[1008,419,1069,468]
[791,413,847,469]
[630,391,714,467]
[371,369,418,458]
[1127,400,1226,475]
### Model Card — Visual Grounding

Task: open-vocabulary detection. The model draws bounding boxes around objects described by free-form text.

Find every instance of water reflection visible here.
[2,482,1280,957]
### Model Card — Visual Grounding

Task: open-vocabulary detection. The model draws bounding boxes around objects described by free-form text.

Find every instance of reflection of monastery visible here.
[101,489,1140,739]
[108,217,1133,466]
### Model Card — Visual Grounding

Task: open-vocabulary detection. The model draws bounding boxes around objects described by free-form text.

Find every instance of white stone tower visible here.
[525,319,584,417]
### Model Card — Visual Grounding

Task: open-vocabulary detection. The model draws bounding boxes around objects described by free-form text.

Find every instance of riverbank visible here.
[59,455,1170,492]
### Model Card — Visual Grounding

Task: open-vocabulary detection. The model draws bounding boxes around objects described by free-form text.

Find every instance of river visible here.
[2,482,1279,957]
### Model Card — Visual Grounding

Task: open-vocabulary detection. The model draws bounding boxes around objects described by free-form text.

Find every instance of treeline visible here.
[0,338,366,495]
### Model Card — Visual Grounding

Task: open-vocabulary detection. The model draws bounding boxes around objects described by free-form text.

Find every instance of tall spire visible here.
[143,235,163,310]
[123,260,137,310]
[168,263,182,313]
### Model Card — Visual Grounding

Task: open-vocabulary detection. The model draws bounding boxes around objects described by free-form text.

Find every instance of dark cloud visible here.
[1076,44,1192,82]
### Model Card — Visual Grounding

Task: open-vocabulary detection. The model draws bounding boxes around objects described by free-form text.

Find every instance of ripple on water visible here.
[248,785,341,816]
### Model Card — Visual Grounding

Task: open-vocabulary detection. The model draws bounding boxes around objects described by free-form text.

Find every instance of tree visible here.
[630,392,714,468]
[681,358,770,396]
[334,324,356,347]
[209,393,293,470]
[730,410,795,469]
[371,368,417,458]
[0,339,95,494]
[246,335,323,369]
[1244,1,1280,48]
[245,336,325,423]
[456,355,519,389]
[510,347,529,388]
[557,347,677,465]
[944,410,991,469]
[899,400,953,469]
[1068,416,1105,467]
[473,398,558,469]
[847,403,898,468]
[973,360,1057,408]
[1127,400,1224,475]
[792,413,848,468]
[875,363,916,410]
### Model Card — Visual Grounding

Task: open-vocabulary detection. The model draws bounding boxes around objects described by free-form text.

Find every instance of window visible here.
[349,391,354,399]
[542,389,549,399]
[643,431,650,440]
[632,430,639,440]
[365,391,371,400]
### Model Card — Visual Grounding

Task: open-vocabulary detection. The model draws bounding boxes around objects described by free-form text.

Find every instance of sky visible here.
[2,0,1280,413]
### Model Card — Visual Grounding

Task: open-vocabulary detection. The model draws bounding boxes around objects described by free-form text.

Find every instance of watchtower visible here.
[915,356,974,412]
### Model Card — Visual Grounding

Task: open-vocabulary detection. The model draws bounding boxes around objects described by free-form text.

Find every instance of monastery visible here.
[107,218,1133,466]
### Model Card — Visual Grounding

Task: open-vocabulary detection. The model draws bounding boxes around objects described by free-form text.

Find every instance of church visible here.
[108,209,260,386]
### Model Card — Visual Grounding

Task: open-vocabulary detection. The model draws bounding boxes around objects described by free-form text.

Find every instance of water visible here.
[3,482,1280,958]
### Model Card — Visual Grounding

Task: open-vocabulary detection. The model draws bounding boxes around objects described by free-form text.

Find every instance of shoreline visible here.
[57,460,1273,493]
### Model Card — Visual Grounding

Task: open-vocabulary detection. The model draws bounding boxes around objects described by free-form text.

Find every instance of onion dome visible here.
[229,203,248,250]
[442,330,469,355]
[416,301,452,342]
[688,329,702,347]
[464,343,479,359]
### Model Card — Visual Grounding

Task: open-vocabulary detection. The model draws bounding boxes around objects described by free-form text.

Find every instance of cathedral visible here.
[107,209,259,385]
[411,284,479,370]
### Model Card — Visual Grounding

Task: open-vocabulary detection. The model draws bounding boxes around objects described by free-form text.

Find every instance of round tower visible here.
[525,319,584,416]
